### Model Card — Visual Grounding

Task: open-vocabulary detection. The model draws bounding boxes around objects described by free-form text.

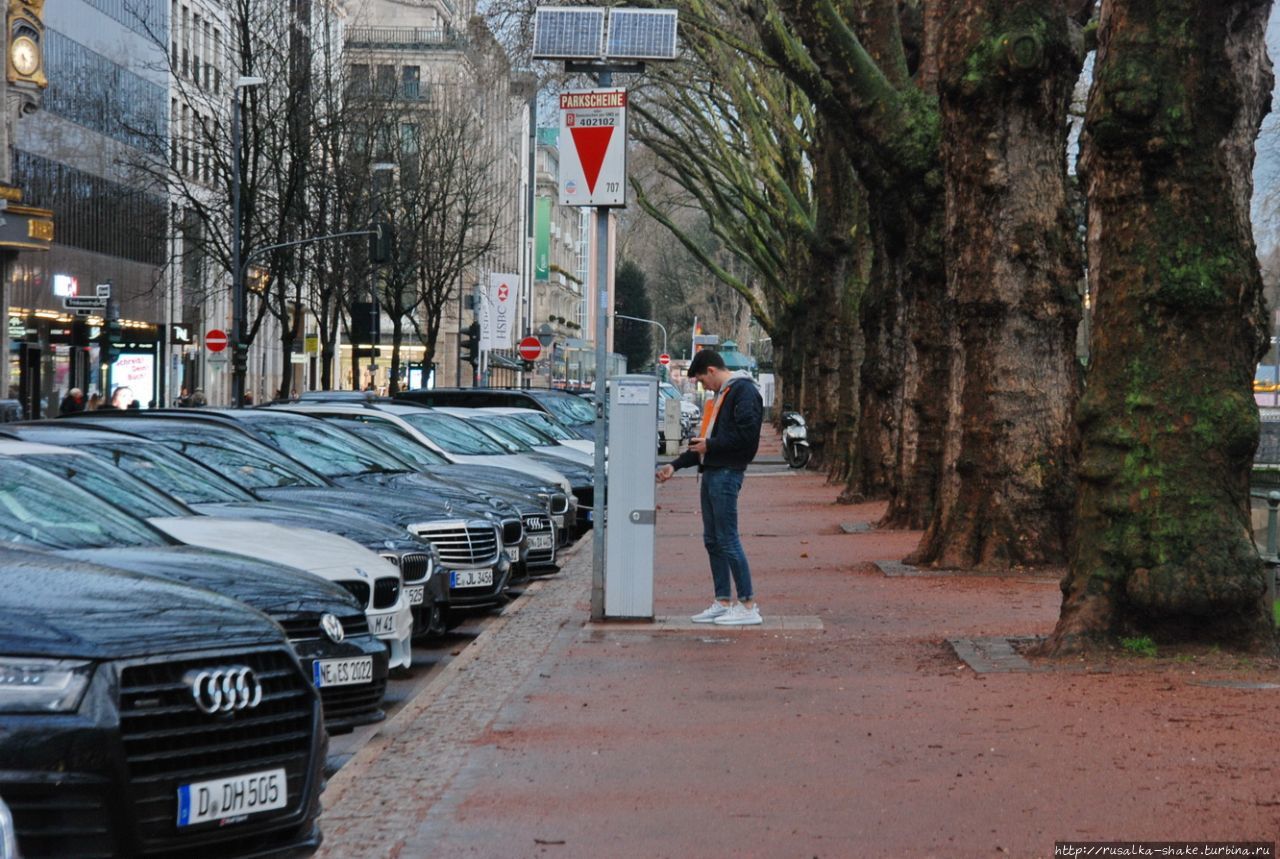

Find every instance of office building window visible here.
[402,65,420,99]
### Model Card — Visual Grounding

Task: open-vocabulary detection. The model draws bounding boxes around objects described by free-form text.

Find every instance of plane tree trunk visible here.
[908,0,1085,569]
[1044,0,1275,651]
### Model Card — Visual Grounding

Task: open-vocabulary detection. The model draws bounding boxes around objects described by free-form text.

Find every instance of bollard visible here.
[1269,492,1280,626]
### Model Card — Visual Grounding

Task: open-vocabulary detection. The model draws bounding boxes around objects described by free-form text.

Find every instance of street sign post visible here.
[519,336,542,362]
[205,329,228,353]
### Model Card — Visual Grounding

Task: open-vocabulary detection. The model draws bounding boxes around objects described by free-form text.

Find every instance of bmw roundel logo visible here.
[320,613,345,644]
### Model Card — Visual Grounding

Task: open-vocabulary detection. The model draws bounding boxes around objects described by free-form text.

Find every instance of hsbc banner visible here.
[480,273,517,350]
[559,88,627,208]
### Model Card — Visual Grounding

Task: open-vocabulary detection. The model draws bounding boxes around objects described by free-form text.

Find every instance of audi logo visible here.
[526,517,548,531]
[185,666,264,715]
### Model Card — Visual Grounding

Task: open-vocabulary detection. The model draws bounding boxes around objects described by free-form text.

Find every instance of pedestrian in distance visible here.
[656,349,764,626]
[98,386,134,411]
[59,387,86,414]
[86,392,101,411]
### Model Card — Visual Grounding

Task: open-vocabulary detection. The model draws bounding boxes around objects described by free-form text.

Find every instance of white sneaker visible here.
[690,601,731,623]
[713,603,762,626]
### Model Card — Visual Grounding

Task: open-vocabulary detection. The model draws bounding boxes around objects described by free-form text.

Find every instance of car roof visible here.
[0,438,85,456]
[3,423,151,445]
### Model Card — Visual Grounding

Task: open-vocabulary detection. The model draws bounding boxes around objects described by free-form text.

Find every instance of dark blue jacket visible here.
[671,377,763,472]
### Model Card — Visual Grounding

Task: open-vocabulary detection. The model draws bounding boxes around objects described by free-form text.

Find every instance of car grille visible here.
[522,514,556,565]
[411,522,499,566]
[117,648,315,846]
[398,552,432,584]
[278,612,369,641]
[4,783,115,859]
[537,492,571,515]
[373,577,401,609]
[319,677,387,725]
[501,518,523,546]
[337,580,371,607]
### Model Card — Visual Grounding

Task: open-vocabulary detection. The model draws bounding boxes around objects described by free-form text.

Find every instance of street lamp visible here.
[230,74,265,408]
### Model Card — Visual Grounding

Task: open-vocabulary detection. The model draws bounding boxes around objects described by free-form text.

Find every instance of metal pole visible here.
[590,72,613,622]
[230,88,245,408]
[615,313,666,373]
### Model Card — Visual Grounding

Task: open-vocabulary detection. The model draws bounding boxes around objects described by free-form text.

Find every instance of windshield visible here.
[0,459,171,550]
[513,411,576,442]
[660,383,681,400]
[146,429,328,489]
[469,420,530,454]
[81,442,257,504]
[482,416,551,448]
[28,454,192,518]
[533,393,595,426]
[401,411,508,455]
[322,416,450,468]
[246,418,413,478]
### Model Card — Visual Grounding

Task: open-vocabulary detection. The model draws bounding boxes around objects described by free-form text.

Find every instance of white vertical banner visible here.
[481,273,517,351]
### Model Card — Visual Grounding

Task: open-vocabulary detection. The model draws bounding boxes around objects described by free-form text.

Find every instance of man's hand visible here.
[688,437,709,456]
[655,464,675,483]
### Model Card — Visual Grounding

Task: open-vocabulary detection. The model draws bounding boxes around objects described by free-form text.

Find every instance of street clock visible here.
[7,0,45,89]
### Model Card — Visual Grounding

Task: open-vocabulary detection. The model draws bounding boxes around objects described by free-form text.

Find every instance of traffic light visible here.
[231,341,250,374]
[461,320,480,366]
[369,221,395,264]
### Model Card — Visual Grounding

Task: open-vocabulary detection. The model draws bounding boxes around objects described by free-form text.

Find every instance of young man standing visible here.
[656,349,764,626]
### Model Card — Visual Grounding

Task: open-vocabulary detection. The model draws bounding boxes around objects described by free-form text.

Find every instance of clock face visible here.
[11,36,38,77]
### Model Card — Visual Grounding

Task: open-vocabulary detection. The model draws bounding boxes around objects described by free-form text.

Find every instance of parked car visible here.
[394,386,603,442]
[0,423,449,636]
[6,439,412,674]
[438,408,593,468]
[57,414,514,620]
[0,453,395,727]
[478,406,596,458]
[0,546,327,857]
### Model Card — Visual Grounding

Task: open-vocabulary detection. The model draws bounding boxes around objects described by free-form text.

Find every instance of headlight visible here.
[0,657,92,713]
[0,796,16,859]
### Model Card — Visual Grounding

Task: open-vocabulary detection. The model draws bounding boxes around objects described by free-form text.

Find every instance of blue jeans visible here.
[700,467,753,602]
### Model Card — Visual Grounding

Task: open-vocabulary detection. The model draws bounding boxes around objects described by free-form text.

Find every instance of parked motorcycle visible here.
[781,410,811,468]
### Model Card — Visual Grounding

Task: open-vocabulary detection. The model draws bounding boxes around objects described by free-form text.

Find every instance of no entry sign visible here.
[205,329,228,352]
[519,336,542,362]
[559,88,627,207]
[659,353,670,366]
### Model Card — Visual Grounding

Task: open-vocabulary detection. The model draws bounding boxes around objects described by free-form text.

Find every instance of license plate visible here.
[404,584,425,605]
[504,546,520,562]
[312,656,373,688]
[451,568,495,589]
[369,613,398,636]
[528,534,554,550]
[177,767,287,827]
[553,515,565,529]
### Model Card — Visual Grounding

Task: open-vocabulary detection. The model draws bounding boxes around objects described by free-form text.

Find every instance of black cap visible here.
[688,349,726,377]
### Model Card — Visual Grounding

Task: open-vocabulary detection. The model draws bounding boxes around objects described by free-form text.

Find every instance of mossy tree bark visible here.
[907,0,1085,569]
[1045,0,1275,651]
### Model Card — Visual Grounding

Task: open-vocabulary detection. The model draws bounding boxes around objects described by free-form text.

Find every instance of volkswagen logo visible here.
[320,612,346,644]
[185,666,264,715]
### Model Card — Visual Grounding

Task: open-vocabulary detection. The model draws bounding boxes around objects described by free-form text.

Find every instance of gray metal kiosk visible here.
[604,374,658,618]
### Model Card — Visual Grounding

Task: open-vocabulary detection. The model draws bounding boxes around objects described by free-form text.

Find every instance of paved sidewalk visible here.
[319,464,1280,859]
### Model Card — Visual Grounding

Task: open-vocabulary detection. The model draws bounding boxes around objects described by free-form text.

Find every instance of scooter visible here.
[781,410,811,468]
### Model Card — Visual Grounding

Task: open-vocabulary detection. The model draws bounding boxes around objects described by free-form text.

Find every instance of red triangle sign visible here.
[571,126,615,194]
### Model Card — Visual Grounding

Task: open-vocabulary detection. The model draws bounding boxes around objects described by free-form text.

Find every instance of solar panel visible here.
[606,8,679,61]
[532,7,606,60]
